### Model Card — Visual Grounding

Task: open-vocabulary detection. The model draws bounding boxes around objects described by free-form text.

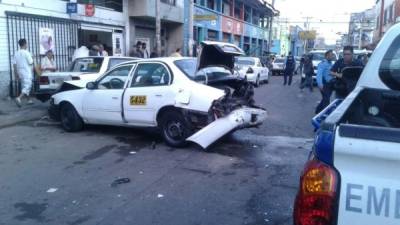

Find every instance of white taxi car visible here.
[36,56,138,102]
[235,57,269,86]
[49,42,267,148]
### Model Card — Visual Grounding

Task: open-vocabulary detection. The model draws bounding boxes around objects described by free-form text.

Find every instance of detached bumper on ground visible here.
[187,107,268,149]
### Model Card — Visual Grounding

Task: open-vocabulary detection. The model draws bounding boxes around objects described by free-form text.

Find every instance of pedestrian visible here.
[150,47,158,58]
[141,42,149,58]
[300,54,314,92]
[89,45,100,56]
[298,55,305,76]
[170,48,182,57]
[315,50,335,114]
[99,44,108,56]
[41,50,56,73]
[283,51,295,86]
[331,45,364,98]
[13,38,34,107]
[130,41,144,58]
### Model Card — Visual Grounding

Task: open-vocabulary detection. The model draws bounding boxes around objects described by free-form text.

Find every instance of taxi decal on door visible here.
[130,96,147,106]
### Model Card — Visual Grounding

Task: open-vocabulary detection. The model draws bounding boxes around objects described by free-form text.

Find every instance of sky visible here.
[269,0,376,44]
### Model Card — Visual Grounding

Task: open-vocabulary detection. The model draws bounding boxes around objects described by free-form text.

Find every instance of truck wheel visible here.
[159,110,192,148]
[60,103,83,132]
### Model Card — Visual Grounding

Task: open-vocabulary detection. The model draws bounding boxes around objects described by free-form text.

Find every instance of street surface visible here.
[0,76,320,225]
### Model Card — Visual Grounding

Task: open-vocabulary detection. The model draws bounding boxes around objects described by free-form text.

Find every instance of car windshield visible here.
[311,53,325,61]
[108,58,136,70]
[235,57,255,66]
[69,58,104,73]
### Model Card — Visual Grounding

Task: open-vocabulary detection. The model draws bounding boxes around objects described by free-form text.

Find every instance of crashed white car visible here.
[49,42,267,149]
[235,56,269,86]
[36,56,138,102]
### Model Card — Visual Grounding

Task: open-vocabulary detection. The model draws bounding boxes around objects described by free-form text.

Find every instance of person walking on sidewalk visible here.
[13,38,34,107]
[315,50,335,114]
[300,54,314,92]
[283,52,295,86]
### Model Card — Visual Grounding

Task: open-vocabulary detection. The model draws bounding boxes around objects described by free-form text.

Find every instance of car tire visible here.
[265,79,269,84]
[159,110,192,148]
[60,103,84,132]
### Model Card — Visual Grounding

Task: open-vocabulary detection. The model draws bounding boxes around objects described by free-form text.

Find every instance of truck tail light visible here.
[294,159,339,225]
[39,76,49,85]
[247,67,254,74]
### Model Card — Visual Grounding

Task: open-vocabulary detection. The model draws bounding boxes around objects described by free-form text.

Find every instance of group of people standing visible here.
[129,41,182,58]
[281,45,364,114]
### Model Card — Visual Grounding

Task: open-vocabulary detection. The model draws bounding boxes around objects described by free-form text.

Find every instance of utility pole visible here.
[268,0,275,53]
[155,0,161,56]
[188,0,194,56]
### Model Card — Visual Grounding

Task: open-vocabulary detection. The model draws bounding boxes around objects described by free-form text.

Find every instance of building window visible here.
[222,0,231,16]
[161,0,176,6]
[207,0,215,10]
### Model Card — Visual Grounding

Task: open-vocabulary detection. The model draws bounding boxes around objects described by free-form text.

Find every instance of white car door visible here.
[122,62,175,126]
[82,64,134,125]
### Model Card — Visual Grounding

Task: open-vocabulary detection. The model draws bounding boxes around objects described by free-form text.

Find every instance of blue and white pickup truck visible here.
[293,24,400,224]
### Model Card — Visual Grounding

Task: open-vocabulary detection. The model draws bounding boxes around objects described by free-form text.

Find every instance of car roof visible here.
[111,57,195,66]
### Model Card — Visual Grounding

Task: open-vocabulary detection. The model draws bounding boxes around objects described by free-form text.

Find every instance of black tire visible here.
[265,79,269,84]
[60,103,84,132]
[159,110,192,148]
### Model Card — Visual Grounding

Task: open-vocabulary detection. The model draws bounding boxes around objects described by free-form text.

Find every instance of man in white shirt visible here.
[13,38,34,107]
[142,42,149,59]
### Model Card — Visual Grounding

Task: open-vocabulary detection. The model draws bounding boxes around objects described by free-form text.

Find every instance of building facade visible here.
[0,0,130,97]
[289,25,304,57]
[348,7,376,49]
[190,0,278,57]
[374,0,400,42]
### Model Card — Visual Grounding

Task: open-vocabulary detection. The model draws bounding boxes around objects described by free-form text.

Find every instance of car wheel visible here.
[265,79,269,84]
[60,103,84,132]
[160,110,192,148]
[255,75,260,87]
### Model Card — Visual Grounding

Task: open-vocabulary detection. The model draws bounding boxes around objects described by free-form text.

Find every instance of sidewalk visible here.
[0,98,48,128]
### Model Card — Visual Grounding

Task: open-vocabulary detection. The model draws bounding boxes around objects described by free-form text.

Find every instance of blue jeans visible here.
[284,70,294,85]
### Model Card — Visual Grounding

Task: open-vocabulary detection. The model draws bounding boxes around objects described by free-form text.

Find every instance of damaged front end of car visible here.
[185,41,268,149]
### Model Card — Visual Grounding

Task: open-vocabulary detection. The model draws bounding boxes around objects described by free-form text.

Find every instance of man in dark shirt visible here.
[331,46,363,78]
[283,52,296,86]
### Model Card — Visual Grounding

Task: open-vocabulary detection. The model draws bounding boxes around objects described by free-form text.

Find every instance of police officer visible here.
[283,52,296,86]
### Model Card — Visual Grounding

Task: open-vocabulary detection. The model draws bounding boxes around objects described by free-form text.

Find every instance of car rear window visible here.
[69,58,104,73]
[174,58,197,79]
[379,35,400,90]
[235,57,255,66]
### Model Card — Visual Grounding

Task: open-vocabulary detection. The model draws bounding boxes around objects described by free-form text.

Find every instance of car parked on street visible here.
[234,56,269,86]
[271,57,285,76]
[294,23,400,225]
[36,56,138,102]
[49,42,267,149]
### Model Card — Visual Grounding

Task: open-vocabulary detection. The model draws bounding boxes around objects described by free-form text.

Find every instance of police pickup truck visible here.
[293,24,400,224]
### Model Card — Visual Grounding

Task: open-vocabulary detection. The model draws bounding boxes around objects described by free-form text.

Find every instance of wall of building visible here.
[0,0,126,97]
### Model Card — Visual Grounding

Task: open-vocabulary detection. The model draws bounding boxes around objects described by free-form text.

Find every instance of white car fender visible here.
[52,89,87,116]
[174,82,225,112]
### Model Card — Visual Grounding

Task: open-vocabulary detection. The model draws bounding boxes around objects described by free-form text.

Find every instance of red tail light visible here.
[39,76,49,85]
[72,77,80,80]
[294,159,339,225]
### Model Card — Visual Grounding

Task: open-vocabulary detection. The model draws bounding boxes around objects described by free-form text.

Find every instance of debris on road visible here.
[111,178,131,187]
[46,188,58,193]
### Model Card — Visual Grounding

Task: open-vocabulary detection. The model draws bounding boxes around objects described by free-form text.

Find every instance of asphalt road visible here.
[0,76,320,225]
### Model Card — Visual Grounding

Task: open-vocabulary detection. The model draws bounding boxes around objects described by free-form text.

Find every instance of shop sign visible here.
[85,4,95,17]
[194,6,220,30]
[66,3,77,14]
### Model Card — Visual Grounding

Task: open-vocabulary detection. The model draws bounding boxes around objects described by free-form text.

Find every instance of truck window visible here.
[380,36,400,90]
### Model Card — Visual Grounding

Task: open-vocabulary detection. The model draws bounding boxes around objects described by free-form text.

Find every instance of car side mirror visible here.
[86,82,97,90]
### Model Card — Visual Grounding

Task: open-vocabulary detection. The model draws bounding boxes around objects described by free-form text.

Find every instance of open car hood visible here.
[198,41,245,72]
